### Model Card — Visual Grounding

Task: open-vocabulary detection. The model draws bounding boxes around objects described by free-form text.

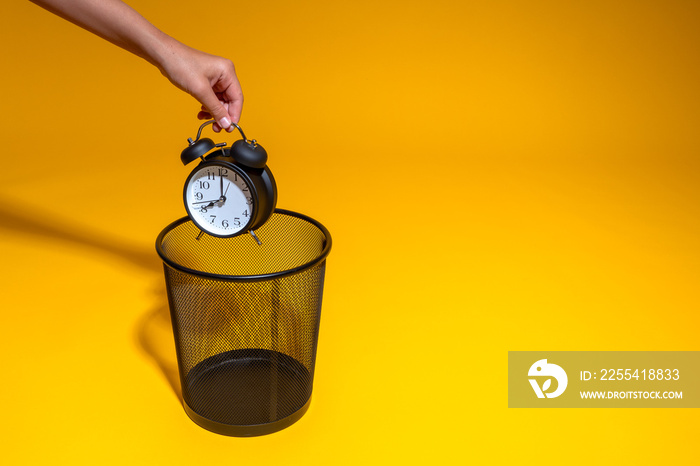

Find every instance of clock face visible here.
[184,163,255,237]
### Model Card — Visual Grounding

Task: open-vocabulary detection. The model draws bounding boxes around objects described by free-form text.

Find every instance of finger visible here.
[211,103,229,131]
[198,104,213,120]
[210,61,243,124]
[193,86,234,132]
[218,86,243,125]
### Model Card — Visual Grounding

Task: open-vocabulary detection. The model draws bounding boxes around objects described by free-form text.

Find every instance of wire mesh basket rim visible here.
[155,209,332,282]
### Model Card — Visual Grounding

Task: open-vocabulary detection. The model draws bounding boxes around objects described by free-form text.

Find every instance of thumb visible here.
[196,88,233,132]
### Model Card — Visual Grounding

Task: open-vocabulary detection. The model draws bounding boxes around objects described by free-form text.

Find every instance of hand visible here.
[158,41,244,133]
[191,199,221,205]
[191,198,223,209]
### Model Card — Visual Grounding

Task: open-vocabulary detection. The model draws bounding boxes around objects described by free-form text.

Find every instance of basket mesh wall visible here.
[157,212,329,430]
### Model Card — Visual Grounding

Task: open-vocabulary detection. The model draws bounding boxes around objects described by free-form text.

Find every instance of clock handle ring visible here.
[194,119,248,143]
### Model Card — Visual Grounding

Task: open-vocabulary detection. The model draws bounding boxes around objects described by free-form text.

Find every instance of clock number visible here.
[233,218,241,227]
[218,168,228,177]
[199,181,210,190]
[222,220,229,228]
[195,192,203,200]
[209,215,216,224]
[199,206,207,213]
[242,210,249,218]
[246,196,253,205]
[207,171,215,180]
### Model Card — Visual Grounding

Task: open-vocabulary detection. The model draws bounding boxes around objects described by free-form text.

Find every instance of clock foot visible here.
[250,230,262,245]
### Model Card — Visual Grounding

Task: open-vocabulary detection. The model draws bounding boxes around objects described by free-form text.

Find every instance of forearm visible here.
[31,0,244,128]
[30,0,176,70]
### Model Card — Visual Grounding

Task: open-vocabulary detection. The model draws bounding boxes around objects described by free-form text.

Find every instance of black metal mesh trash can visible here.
[155,209,332,436]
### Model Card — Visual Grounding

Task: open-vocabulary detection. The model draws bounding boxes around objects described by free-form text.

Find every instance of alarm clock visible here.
[180,120,277,242]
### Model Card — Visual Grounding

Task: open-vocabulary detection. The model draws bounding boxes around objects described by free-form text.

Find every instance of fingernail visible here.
[219,117,231,131]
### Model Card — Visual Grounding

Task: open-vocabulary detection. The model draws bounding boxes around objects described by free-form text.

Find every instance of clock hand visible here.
[191,199,221,205]
[195,201,215,210]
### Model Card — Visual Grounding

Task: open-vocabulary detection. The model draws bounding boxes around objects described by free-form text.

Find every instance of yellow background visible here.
[1,0,698,464]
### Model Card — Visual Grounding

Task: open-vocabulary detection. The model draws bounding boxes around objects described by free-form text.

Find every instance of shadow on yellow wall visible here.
[0,200,182,401]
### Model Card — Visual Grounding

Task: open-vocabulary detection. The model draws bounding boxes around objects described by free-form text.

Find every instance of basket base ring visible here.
[183,396,311,437]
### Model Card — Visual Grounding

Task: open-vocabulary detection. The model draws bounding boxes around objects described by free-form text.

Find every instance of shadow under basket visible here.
[155,209,332,436]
